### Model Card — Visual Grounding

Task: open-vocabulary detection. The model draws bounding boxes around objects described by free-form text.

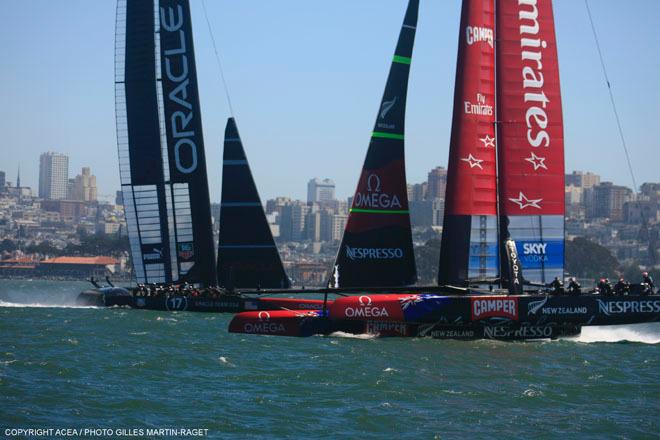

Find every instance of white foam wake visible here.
[327,331,377,340]
[0,300,98,309]
[568,323,660,344]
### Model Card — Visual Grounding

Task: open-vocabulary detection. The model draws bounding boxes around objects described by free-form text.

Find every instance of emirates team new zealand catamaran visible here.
[229,0,660,339]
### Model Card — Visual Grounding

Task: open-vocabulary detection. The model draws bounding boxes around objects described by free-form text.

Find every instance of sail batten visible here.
[332,0,419,288]
[217,118,290,290]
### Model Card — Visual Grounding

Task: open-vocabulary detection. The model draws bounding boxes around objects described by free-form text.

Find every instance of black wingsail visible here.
[158,0,217,286]
[332,0,419,288]
[116,0,217,286]
[217,118,290,290]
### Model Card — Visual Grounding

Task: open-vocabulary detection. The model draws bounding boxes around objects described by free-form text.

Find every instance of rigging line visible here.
[200,0,235,117]
[585,0,655,265]
[584,0,636,193]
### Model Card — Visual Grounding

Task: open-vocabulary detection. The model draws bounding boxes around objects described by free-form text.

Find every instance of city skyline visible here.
[1,1,659,201]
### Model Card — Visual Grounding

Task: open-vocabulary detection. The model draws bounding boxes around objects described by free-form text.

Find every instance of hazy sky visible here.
[1,0,658,202]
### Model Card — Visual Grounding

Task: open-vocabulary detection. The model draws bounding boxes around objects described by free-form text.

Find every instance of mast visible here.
[217,118,290,289]
[438,0,498,286]
[115,0,217,286]
[332,0,419,288]
[495,0,565,286]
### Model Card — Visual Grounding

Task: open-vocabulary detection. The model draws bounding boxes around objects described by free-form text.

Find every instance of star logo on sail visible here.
[509,192,542,210]
[525,152,547,170]
[461,154,484,169]
[479,135,495,148]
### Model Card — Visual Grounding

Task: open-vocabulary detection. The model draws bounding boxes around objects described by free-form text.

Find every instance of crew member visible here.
[549,277,563,295]
[642,271,655,293]
[613,277,629,295]
[567,277,581,295]
[597,278,612,296]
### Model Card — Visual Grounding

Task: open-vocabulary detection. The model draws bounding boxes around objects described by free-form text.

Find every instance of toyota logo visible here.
[258,311,271,320]
[358,295,372,306]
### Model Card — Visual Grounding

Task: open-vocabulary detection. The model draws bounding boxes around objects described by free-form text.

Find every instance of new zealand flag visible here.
[399,294,448,322]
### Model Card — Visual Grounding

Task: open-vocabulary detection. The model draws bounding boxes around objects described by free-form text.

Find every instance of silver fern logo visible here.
[380,96,398,119]
[528,296,549,314]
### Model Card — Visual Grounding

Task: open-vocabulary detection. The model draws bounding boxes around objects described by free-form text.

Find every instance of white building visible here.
[39,152,69,200]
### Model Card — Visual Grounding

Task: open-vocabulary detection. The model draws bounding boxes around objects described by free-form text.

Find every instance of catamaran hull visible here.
[228,293,660,340]
[75,288,328,313]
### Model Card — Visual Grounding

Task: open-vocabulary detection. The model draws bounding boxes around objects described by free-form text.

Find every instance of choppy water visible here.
[1,280,658,439]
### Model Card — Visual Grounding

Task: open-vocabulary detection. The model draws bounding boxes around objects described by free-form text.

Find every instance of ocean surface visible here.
[1,280,658,439]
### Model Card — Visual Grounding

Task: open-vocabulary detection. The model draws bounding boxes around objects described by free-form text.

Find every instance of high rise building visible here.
[0,170,5,191]
[589,182,632,221]
[305,210,322,242]
[565,171,600,189]
[39,152,69,200]
[71,167,98,201]
[321,211,348,242]
[266,197,292,216]
[427,167,447,199]
[407,182,428,202]
[115,190,124,206]
[279,201,310,241]
[307,178,336,203]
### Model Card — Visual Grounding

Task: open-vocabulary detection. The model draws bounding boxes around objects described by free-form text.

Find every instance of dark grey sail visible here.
[115,0,216,286]
[331,0,419,288]
[217,118,290,289]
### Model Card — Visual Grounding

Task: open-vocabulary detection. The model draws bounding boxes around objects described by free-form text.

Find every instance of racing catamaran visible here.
[77,0,325,313]
[229,0,660,339]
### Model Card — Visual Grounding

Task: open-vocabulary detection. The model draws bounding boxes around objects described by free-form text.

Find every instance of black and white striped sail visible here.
[115,0,216,286]
[217,118,290,289]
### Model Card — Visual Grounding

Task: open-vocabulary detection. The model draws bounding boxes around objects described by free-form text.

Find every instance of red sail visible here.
[496,0,565,284]
[496,0,565,216]
[444,0,497,217]
[438,0,498,285]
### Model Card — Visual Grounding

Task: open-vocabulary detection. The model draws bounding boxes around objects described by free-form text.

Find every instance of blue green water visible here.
[1,280,659,439]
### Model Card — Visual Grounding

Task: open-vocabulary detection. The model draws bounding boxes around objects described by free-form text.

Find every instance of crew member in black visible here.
[642,272,655,293]
[549,277,563,295]
[613,277,629,295]
[567,277,581,295]
[597,277,612,295]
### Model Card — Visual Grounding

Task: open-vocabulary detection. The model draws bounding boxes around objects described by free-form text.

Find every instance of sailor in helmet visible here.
[641,271,655,293]
[597,277,612,296]
[613,277,629,296]
[549,276,563,295]
[567,277,581,295]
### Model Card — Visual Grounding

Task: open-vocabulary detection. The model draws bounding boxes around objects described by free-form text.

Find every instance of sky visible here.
[1,0,659,202]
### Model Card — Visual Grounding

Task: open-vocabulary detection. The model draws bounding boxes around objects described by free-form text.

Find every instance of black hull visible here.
[329,321,582,340]
[76,289,254,313]
[75,288,324,313]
